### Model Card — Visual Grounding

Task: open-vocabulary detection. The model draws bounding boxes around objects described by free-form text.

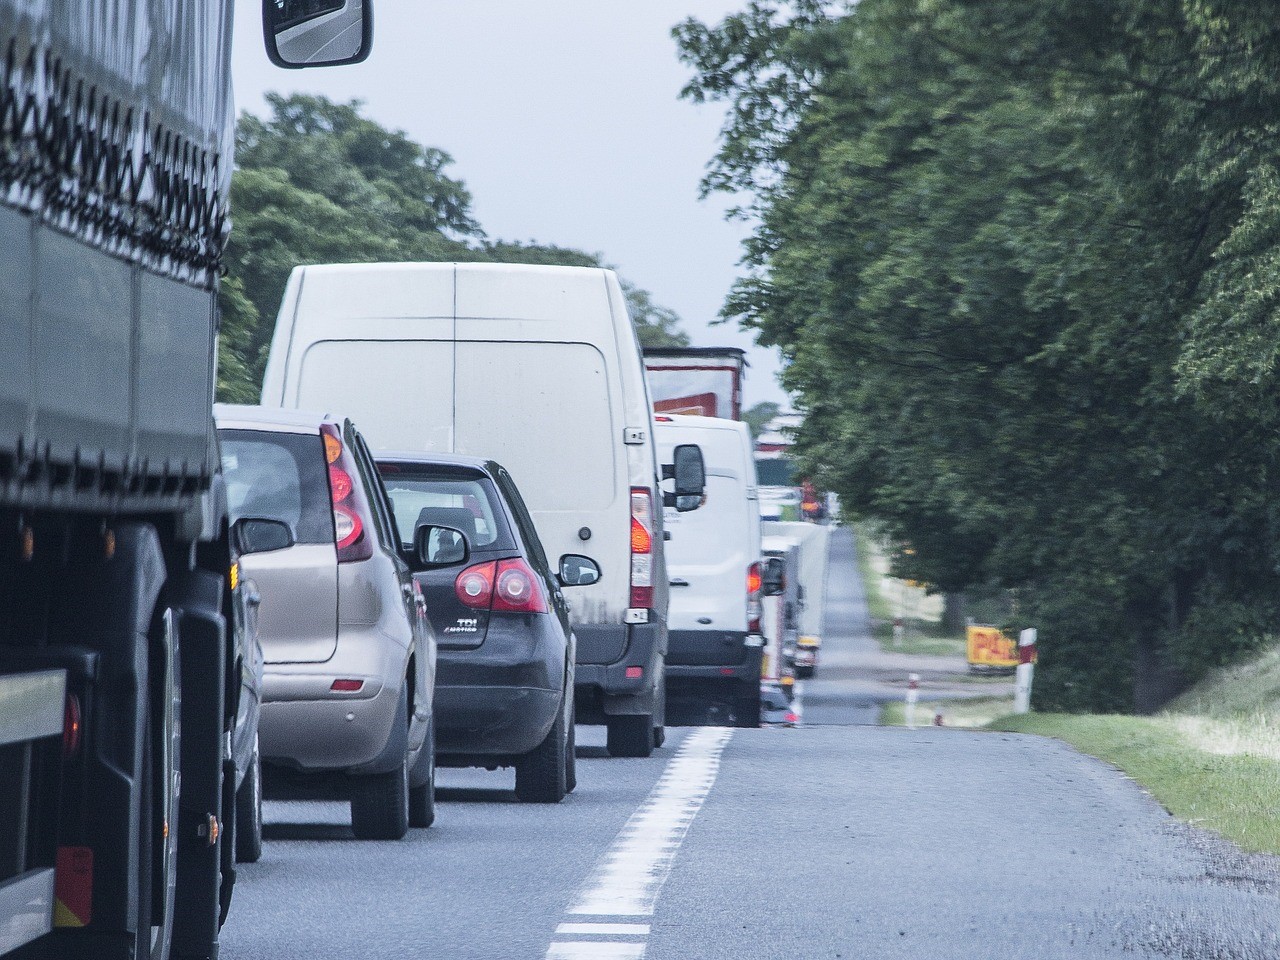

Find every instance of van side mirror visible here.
[762,557,787,596]
[558,554,602,588]
[414,524,469,568]
[232,517,295,556]
[264,0,374,68]
[662,443,706,512]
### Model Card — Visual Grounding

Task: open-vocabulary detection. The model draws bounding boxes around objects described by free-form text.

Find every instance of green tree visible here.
[677,0,1280,712]
[219,95,689,397]
[743,401,780,439]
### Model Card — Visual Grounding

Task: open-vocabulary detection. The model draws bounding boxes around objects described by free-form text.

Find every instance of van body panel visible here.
[261,262,668,720]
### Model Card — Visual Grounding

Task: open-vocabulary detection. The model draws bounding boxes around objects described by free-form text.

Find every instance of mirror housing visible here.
[662,443,706,512]
[558,554,602,588]
[761,556,787,597]
[414,524,469,568]
[232,517,295,556]
[264,0,373,69]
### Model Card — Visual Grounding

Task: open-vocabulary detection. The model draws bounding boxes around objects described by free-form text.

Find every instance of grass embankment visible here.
[855,526,965,658]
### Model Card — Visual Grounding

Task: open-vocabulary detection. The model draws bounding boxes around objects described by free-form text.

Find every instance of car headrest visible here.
[415,506,478,541]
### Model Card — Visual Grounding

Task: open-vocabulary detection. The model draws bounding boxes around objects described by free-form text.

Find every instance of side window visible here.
[496,468,551,575]
[348,427,397,552]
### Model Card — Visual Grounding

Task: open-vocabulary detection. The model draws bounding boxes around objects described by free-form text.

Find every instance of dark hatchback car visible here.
[376,453,600,804]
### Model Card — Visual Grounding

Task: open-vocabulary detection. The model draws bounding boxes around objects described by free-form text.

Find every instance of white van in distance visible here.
[260,262,704,757]
[655,415,764,726]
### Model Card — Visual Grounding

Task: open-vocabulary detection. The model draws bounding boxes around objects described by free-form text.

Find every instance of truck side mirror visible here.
[414,524,469,568]
[661,443,706,512]
[762,557,787,596]
[264,0,374,68]
[232,517,295,556]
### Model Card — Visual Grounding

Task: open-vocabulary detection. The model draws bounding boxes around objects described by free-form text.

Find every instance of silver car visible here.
[215,405,437,840]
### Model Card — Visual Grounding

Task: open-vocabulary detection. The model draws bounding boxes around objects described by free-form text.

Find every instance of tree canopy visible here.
[218,94,687,403]
[677,0,1280,711]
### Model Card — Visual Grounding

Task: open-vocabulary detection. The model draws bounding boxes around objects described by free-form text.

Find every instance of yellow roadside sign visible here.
[966,625,1019,668]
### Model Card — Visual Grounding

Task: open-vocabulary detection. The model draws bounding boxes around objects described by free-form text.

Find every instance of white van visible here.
[260,262,703,757]
[654,415,764,726]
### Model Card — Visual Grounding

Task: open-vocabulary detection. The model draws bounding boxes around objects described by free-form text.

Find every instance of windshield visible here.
[219,429,333,544]
[377,468,511,551]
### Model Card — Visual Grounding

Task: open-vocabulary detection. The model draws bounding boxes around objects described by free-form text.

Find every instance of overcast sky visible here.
[231,0,789,408]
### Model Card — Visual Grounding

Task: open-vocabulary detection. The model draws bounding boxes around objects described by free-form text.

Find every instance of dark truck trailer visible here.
[0,4,371,958]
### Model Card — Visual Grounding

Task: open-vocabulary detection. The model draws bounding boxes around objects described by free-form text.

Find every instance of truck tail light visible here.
[62,693,82,758]
[746,561,762,634]
[630,488,653,609]
[455,558,547,614]
[320,424,374,563]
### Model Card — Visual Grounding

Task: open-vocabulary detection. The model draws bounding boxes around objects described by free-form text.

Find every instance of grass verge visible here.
[880,696,1014,729]
[989,712,1280,855]
[855,525,966,657]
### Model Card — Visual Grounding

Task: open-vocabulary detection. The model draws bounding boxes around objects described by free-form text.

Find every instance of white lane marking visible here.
[556,923,651,936]
[568,727,733,918]
[546,943,646,959]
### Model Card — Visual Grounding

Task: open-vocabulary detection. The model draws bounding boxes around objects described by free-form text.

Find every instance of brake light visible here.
[456,561,496,609]
[747,561,763,634]
[494,558,548,614]
[320,424,374,563]
[63,694,82,757]
[630,488,654,609]
[454,558,547,614]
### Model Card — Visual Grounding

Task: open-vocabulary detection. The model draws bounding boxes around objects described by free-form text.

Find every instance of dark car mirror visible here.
[662,443,706,512]
[414,524,469,568]
[762,556,787,596]
[558,554,602,588]
[232,517,295,556]
[264,0,373,69]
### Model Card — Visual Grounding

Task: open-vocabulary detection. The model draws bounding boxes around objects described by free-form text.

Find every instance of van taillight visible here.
[630,488,654,609]
[320,423,374,563]
[747,561,763,634]
[455,558,547,614]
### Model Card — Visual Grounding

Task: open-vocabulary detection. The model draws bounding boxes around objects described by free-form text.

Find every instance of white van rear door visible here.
[665,473,750,634]
[296,340,455,453]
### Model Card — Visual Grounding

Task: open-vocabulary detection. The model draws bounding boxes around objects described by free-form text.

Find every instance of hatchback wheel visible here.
[564,699,578,794]
[350,750,410,840]
[515,705,567,803]
[606,714,653,758]
[235,740,264,863]
[409,719,436,828]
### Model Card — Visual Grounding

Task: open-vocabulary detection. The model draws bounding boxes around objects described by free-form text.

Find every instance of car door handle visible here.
[669,578,690,587]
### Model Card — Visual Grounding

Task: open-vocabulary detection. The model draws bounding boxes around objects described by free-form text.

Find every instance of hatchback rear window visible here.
[220,429,334,545]
[377,467,513,551]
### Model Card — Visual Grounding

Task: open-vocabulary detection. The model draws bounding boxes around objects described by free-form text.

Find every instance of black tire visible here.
[606,714,654,758]
[564,699,577,795]
[795,665,815,680]
[735,691,762,728]
[409,719,436,828]
[653,724,666,748]
[349,751,410,840]
[140,607,180,960]
[515,705,567,803]
[235,741,263,863]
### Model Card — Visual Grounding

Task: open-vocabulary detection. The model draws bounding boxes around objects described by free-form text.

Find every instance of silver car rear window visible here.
[220,429,334,545]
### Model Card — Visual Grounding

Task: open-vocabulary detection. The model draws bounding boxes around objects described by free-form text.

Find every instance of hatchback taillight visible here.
[455,558,547,614]
[630,487,654,609]
[320,423,374,563]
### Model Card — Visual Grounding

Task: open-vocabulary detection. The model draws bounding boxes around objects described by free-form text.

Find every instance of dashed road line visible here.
[545,728,733,959]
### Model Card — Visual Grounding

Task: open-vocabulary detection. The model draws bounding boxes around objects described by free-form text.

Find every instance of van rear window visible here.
[220,430,334,545]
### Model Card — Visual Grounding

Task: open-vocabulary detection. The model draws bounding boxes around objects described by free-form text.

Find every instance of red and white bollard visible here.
[1014,628,1037,714]
[905,672,920,729]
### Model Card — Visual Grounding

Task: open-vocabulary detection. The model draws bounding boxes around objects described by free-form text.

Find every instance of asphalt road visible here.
[221,528,1280,959]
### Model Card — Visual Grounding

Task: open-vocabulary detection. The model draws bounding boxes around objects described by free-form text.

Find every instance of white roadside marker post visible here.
[905,673,920,729]
[1013,628,1037,714]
